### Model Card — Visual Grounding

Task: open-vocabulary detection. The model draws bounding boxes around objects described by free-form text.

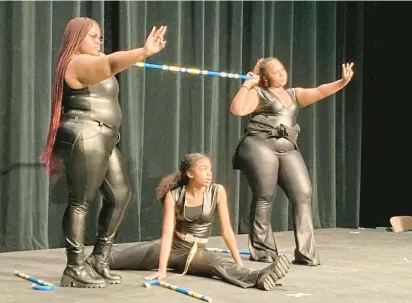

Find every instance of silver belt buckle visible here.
[184,233,195,243]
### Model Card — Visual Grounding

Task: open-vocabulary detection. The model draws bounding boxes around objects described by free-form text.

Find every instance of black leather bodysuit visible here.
[54,76,132,286]
[110,184,265,289]
[232,87,320,266]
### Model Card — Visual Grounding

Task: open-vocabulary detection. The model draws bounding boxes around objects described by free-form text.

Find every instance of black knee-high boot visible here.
[60,206,107,288]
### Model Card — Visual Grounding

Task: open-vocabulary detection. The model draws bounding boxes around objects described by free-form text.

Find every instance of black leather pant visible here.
[110,239,260,289]
[236,134,320,265]
[54,117,131,261]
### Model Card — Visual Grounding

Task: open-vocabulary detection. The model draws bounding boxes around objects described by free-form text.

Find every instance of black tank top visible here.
[170,183,219,239]
[62,76,122,129]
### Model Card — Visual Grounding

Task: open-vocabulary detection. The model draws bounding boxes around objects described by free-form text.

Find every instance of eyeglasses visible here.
[88,33,103,44]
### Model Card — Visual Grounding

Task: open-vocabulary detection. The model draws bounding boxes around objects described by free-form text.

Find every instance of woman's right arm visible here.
[229,72,259,117]
[145,190,175,280]
[67,26,167,88]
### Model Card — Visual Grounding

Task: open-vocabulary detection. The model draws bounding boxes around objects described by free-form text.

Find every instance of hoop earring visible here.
[263,77,268,89]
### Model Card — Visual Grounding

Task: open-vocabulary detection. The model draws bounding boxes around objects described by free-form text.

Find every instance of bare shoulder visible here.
[65,53,111,88]
[213,184,227,203]
[294,87,308,95]
[66,54,97,70]
[65,54,95,89]
[292,87,304,96]
[165,190,175,200]
[164,191,176,206]
[250,86,260,95]
[213,183,226,191]
[251,86,264,99]
[287,87,298,96]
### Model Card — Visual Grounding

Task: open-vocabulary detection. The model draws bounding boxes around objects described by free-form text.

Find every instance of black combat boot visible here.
[86,236,122,284]
[60,243,107,288]
[256,254,291,290]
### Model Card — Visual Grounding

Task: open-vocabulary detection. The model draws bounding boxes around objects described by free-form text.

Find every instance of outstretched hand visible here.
[144,270,167,281]
[144,25,167,57]
[341,62,354,85]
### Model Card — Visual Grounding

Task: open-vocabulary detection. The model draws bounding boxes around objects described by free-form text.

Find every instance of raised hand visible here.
[144,26,167,57]
[341,62,354,85]
[242,71,259,88]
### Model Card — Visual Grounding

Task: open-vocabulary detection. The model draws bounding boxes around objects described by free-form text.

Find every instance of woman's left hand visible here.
[143,25,168,57]
[341,62,354,85]
[144,270,167,281]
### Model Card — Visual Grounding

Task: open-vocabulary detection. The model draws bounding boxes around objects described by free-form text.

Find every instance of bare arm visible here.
[295,62,355,108]
[145,191,175,280]
[158,191,175,274]
[66,26,167,88]
[216,184,243,265]
[295,79,346,108]
[230,72,260,117]
[66,48,149,87]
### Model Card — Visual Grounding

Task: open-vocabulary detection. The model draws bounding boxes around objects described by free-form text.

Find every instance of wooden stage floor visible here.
[1,228,411,303]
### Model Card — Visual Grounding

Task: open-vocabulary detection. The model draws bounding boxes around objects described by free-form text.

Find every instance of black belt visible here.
[258,124,290,138]
[62,115,119,132]
[246,123,299,142]
[232,123,300,170]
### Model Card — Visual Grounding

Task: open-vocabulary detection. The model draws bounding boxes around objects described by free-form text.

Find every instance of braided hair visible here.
[40,17,97,174]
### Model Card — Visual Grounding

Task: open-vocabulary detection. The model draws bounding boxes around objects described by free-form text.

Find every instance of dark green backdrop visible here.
[0,1,364,252]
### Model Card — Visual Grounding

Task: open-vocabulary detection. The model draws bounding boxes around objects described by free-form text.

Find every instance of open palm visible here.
[144,26,167,57]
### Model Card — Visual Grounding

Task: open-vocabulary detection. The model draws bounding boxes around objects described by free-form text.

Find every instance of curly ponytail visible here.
[155,172,182,201]
[155,153,208,201]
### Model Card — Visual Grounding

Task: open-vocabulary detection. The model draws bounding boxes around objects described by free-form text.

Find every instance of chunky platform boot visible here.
[256,254,291,291]
[60,248,107,288]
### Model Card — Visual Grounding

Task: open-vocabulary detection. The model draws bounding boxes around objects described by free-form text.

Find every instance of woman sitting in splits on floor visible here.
[109,153,290,290]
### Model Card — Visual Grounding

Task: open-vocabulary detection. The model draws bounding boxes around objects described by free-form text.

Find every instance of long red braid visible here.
[40,17,95,174]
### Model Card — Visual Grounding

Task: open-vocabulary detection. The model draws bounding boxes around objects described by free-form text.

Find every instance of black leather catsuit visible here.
[109,184,290,290]
[54,76,132,287]
[233,87,320,266]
